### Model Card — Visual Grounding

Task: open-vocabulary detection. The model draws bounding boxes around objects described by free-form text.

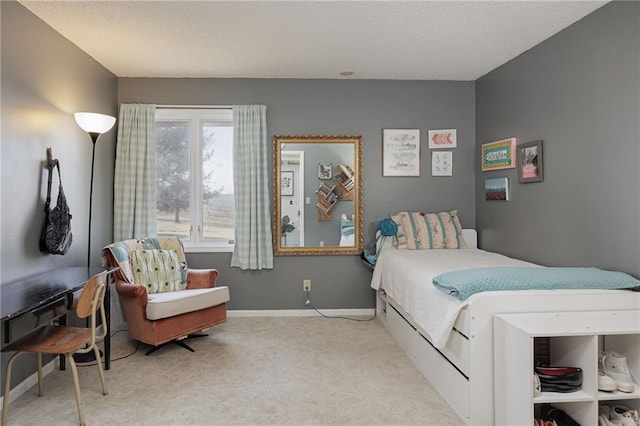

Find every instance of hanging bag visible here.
[39,160,73,255]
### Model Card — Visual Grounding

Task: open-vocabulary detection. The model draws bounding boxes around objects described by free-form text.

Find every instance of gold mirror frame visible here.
[273,135,363,256]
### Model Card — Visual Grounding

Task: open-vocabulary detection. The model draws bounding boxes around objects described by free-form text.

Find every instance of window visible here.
[154,108,234,251]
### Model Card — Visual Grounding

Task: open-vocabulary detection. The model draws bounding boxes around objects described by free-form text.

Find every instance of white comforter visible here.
[370,248,536,349]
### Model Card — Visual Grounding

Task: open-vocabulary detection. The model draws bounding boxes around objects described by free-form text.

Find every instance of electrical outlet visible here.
[303,279,311,292]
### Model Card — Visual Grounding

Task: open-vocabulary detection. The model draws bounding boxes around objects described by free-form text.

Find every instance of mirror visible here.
[274,135,363,255]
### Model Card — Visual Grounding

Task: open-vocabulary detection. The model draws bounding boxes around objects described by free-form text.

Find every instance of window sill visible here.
[183,245,234,254]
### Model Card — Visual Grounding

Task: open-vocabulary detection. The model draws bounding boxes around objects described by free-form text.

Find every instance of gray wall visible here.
[475,1,640,278]
[119,78,476,310]
[1,1,117,396]
[1,2,118,279]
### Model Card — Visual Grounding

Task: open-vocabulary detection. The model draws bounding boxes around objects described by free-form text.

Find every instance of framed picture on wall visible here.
[485,177,510,201]
[318,163,332,180]
[428,129,457,149]
[481,138,516,171]
[281,171,294,195]
[382,128,420,177]
[517,140,544,183]
[431,151,453,176]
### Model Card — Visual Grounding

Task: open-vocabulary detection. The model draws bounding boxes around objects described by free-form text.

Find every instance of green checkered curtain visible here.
[113,103,157,241]
[230,105,273,270]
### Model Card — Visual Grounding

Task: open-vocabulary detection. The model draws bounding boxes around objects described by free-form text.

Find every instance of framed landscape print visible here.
[481,138,516,171]
[485,177,509,201]
[517,140,544,183]
[382,128,420,177]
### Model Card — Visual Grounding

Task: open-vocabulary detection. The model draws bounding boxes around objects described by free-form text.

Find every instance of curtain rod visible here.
[156,105,232,110]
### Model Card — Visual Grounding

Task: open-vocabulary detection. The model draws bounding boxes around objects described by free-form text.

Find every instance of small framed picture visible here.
[382,128,420,177]
[281,171,294,196]
[431,151,453,176]
[428,129,457,149]
[485,177,509,201]
[318,163,332,180]
[517,140,544,183]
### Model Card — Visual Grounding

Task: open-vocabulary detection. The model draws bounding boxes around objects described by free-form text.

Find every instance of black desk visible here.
[1,266,114,370]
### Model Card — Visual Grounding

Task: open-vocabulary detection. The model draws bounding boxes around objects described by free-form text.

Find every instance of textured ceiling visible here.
[20,1,607,81]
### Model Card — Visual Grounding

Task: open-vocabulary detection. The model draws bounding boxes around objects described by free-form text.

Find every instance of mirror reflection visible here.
[274,135,363,256]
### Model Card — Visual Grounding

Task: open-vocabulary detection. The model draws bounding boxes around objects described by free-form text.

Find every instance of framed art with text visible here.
[382,128,420,177]
[481,138,516,171]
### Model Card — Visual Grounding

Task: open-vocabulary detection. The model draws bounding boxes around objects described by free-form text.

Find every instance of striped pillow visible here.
[391,210,466,250]
[130,249,186,293]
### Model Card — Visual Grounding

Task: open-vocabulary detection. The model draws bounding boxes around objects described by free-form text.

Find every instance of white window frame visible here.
[155,107,234,253]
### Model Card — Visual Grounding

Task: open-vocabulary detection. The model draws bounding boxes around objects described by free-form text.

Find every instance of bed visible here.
[339,217,355,246]
[371,229,640,425]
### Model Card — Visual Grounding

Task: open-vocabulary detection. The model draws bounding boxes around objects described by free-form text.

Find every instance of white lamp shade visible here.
[74,112,116,134]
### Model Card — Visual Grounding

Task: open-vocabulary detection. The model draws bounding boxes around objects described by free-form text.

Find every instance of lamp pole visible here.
[73,112,115,365]
[87,132,100,268]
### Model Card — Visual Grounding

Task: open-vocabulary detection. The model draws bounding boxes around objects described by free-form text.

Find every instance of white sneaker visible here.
[599,370,618,392]
[600,414,623,426]
[610,405,640,426]
[601,351,635,392]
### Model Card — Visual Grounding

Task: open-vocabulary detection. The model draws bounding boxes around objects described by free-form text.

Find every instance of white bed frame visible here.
[375,230,640,425]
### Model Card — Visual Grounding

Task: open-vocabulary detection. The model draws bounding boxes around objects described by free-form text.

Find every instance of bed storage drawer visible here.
[433,328,469,377]
[414,332,469,421]
[386,305,415,356]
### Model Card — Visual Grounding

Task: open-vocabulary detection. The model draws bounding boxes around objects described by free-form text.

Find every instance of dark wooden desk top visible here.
[1,266,107,321]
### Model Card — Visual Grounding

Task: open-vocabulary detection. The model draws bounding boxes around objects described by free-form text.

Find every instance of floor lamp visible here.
[74,112,116,268]
[74,112,116,364]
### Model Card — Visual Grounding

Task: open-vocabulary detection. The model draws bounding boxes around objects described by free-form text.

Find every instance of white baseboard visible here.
[0,358,57,410]
[228,308,375,317]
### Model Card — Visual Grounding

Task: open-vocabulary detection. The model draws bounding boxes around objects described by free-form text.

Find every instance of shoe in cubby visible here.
[600,351,636,393]
[610,405,640,426]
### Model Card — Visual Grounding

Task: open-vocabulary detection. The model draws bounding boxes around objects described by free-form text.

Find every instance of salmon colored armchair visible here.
[102,237,229,354]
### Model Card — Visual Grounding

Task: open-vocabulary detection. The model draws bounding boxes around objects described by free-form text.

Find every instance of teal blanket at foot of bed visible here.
[432,266,640,301]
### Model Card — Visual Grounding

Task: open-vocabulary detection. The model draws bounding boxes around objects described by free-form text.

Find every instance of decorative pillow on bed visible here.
[130,249,186,293]
[391,210,466,250]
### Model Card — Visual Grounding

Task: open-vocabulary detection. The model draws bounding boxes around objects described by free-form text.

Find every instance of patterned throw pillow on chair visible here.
[130,249,186,293]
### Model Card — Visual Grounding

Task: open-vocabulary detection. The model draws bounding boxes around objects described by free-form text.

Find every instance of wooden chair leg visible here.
[65,354,85,426]
[92,346,108,395]
[36,353,44,396]
[2,352,23,426]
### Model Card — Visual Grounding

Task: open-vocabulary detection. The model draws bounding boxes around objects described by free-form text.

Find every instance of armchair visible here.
[102,237,229,354]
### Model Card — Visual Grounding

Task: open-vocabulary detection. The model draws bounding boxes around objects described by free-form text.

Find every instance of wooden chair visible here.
[1,271,109,426]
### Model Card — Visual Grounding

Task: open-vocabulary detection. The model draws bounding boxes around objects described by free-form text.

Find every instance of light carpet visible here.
[3,316,463,425]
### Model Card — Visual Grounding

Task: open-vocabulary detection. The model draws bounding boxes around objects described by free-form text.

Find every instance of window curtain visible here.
[230,105,273,270]
[113,103,157,242]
